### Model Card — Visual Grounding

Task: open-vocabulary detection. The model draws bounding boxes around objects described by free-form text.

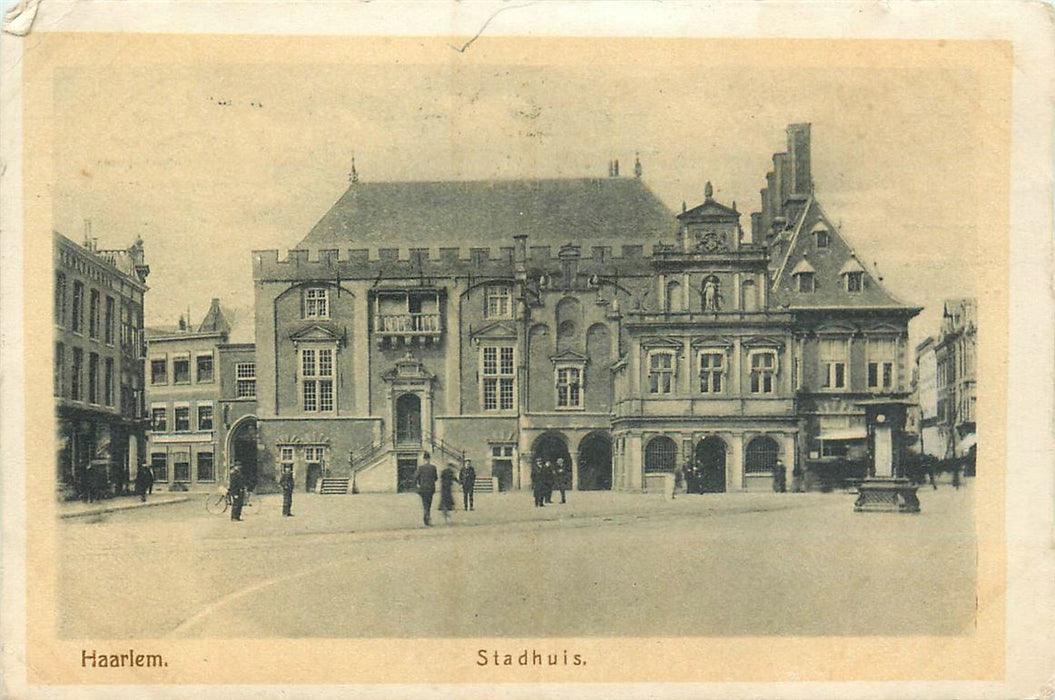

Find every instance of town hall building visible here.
[249,124,920,494]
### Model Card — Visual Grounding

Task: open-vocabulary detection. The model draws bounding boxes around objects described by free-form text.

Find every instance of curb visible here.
[59,496,192,519]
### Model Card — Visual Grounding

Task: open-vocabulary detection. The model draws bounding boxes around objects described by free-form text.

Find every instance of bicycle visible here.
[205,488,253,515]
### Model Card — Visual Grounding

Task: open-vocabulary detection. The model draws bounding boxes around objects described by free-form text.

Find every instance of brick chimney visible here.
[786,123,812,197]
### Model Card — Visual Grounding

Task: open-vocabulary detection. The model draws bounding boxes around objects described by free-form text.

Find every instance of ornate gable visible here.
[469,321,518,343]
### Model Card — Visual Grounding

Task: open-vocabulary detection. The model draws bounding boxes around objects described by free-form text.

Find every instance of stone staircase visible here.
[319,477,350,495]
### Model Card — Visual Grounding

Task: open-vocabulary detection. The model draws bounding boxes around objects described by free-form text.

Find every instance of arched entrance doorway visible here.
[395,393,422,445]
[531,432,571,493]
[577,431,612,490]
[694,437,727,493]
[745,436,780,480]
[228,417,258,491]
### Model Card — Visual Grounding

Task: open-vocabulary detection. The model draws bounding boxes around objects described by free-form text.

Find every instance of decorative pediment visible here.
[381,351,436,383]
[690,335,735,349]
[640,336,684,350]
[860,323,904,336]
[289,324,342,343]
[550,349,588,365]
[741,335,786,350]
[275,434,332,447]
[469,321,518,343]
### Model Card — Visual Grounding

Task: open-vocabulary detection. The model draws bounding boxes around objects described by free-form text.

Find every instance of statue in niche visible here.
[702,276,722,311]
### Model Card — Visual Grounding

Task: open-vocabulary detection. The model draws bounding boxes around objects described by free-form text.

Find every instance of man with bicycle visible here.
[229,462,247,521]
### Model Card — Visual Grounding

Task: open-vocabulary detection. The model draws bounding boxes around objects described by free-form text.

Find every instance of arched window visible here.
[745,436,779,474]
[644,436,678,473]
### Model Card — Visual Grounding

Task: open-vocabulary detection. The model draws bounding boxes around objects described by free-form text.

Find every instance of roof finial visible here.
[349,155,359,184]
[633,152,642,179]
[682,201,687,213]
[704,181,713,200]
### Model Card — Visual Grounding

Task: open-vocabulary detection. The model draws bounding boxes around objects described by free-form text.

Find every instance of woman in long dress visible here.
[439,462,460,523]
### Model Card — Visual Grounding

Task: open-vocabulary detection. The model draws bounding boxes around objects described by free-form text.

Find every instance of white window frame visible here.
[818,337,849,391]
[795,272,815,293]
[300,345,337,412]
[484,284,513,319]
[867,337,898,392]
[172,354,191,385]
[748,349,778,394]
[480,345,516,411]
[236,362,256,398]
[845,271,864,293]
[150,404,168,432]
[554,363,585,410]
[150,356,168,385]
[173,403,191,432]
[647,350,677,395]
[304,287,330,319]
[196,352,215,383]
[697,349,726,394]
[197,402,214,431]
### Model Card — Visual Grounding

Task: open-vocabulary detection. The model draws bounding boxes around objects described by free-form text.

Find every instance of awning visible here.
[818,428,867,441]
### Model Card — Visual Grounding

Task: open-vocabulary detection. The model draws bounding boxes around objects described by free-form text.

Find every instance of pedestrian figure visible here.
[279,464,295,517]
[413,452,438,526]
[542,460,555,504]
[439,462,459,523]
[229,462,247,521]
[459,459,476,511]
[134,461,151,502]
[772,459,787,493]
[146,463,154,496]
[952,462,961,490]
[531,458,545,507]
[555,457,569,504]
[84,463,97,503]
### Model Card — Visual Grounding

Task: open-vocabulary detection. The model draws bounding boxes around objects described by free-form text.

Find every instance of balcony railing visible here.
[374,313,442,346]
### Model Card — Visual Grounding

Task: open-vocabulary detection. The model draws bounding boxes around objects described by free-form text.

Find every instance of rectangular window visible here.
[71,348,83,400]
[54,343,65,397]
[556,366,582,408]
[280,446,295,463]
[484,285,512,319]
[71,281,84,333]
[867,338,898,391]
[750,351,776,394]
[301,348,335,412]
[55,272,67,326]
[481,346,515,410]
[173,452,191,482]
[197,452,215,482]
[796,273,815,293]
[152,407,167,431]
[173,357,191,384]
[196,354,214,383]
[174,406,190,432]
[819,338,848,390]
[104,296,115,344]
[648,352,675,394]
[104,357,114,406]
[87,353,99,404]
[197,404,213,431]
[304,287,329,318]
[151,358,168,384]
[236,362,256,398]
[88,289,100,339]
[698,351,724,393]
[151,453,168,482]
[305,446,325,463]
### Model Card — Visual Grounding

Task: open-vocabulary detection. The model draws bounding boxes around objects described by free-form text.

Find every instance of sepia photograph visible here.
[3,2,1053,696]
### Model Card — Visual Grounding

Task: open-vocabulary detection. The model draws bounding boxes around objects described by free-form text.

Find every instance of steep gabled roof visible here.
[197,298,232,335]
[770,199,913,310]
[296,177,677,250]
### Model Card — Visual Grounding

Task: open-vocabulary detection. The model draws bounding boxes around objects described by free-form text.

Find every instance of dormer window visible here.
[839,259,866,293]
[816,229,829,248]
[846,271,863,293]
[484,284,512,319]
[790,259,816,293]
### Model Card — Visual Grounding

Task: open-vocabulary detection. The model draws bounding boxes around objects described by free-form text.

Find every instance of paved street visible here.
[59,483,977,638]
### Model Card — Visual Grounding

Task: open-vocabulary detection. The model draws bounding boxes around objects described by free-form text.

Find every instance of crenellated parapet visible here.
[252,243,658,283]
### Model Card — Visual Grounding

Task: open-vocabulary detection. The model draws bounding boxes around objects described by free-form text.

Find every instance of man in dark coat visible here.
[542,460,555,504]
[134,461,151,502]
[413,452,438,526]
[279,464,295,517]
[229,462,246,521]
[459,459,477,511]
[531,458,545,508]
[554,457,570,504]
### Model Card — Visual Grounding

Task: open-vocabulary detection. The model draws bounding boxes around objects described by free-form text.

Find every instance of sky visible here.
[47,37,992,347]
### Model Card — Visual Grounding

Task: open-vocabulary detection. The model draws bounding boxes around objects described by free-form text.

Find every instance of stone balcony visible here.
[374,313,443,347]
